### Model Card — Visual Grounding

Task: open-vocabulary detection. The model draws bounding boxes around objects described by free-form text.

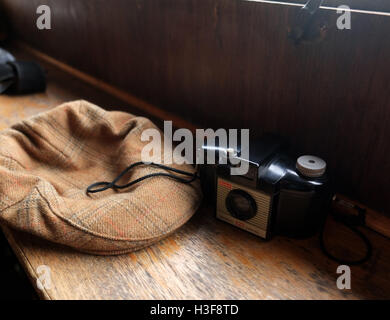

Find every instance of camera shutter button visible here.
[296,155,326,178]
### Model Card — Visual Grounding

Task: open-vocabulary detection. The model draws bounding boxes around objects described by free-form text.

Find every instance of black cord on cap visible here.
[87,162,198,194]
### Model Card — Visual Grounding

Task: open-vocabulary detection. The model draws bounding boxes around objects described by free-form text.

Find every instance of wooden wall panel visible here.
[1,0,390,215]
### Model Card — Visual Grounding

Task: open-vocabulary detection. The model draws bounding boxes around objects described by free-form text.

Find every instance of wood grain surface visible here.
[0,48,390,300]
[2,205,390,300]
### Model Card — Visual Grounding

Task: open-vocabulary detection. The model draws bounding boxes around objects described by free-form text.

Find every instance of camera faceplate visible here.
[216,178,272,239]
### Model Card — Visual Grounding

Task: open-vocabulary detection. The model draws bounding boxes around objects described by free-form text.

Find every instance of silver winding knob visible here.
[296,155,326,178]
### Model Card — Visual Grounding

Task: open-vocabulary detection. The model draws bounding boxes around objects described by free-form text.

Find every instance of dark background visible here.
[1,0,389,215]
[0,231,37,300]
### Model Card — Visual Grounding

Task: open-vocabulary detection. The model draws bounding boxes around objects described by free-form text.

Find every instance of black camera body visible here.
[201,134,332,239]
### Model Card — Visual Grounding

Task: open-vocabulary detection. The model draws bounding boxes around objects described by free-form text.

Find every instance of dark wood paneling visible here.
[1,0,390,215]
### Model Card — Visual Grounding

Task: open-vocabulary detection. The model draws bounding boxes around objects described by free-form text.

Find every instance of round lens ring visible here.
[225,189,257,221]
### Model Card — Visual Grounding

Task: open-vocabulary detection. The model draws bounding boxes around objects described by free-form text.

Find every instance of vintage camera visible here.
[200,134,332,239]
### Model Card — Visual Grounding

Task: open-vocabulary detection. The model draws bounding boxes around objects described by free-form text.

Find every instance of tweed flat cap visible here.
[0,100,202,255]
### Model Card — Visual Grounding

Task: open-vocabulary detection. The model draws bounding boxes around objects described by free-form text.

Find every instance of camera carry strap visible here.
[319,198,372,266]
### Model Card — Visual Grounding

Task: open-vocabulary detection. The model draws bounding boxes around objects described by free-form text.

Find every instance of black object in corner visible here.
[0,48,46,95]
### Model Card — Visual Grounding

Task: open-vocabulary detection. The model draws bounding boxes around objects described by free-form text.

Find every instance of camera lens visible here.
[226,189,257,221]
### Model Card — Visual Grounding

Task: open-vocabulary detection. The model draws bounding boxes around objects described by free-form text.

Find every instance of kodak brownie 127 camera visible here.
[201,134,332,239]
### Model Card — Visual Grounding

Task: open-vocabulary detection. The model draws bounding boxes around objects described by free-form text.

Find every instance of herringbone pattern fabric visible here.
[0,100,202,255]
